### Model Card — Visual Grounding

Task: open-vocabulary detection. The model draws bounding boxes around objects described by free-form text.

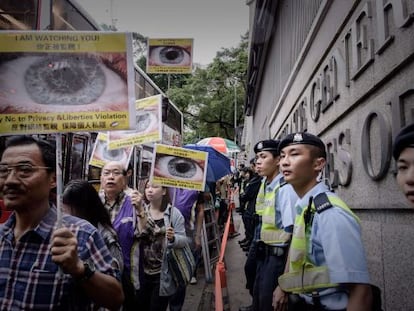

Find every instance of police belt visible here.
[257,241,286,257]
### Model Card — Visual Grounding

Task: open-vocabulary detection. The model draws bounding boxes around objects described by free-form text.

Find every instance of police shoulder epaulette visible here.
[279,176,287,187]
[313,192,333,213]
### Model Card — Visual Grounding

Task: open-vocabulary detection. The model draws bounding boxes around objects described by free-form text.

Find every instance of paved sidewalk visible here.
[181,211,251,311]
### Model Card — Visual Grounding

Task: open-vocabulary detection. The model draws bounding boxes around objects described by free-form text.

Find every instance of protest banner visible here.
[150,143,208,191]
[146,38,193,74]
[89,132,132,169]
[0,31,136,135]
[107,94,162,149]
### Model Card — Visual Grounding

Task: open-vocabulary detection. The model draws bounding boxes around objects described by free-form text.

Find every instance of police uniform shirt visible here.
[259,173,297,247]
[294,182,371,309]
[275,173,297,235]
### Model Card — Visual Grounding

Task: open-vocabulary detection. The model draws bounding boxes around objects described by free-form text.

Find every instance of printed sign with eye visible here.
[146,38,193,74]
[0,31,136,135]
[89,132,132,169]
[107,95,163,149]
[150,143,208,192]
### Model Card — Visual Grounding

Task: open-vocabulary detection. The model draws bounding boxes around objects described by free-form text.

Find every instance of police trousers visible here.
[252,245,288,311]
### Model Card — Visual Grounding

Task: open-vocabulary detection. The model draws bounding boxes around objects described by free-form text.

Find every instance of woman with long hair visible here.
[62,180,124,275]
[132,181,186,311]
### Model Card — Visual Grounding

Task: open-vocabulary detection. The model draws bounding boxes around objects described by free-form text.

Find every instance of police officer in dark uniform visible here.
[240,139,297,311]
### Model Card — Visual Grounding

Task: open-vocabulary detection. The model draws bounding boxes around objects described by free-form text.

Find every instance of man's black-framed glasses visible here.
[0,164,51,178]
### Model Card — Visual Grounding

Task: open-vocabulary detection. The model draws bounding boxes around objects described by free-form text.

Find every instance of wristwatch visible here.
[77,260,96,282]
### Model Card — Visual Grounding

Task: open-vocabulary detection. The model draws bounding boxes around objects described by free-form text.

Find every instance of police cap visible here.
[278,132,326,158]
[393,123,414,160]
[254,139,280,154]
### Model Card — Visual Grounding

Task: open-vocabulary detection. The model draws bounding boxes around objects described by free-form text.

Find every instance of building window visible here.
[0,0,38,30]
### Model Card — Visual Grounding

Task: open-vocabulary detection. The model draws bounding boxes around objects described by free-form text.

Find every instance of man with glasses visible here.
[0,135,124,310]
[99,161,143,310]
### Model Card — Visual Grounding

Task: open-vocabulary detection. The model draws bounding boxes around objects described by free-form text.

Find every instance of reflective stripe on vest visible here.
[255,181,266,216]
[278,194,360,293]
[255,178,290,244]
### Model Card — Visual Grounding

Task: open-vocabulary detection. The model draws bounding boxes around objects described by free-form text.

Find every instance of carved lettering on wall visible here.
[361,110,392,181]
[325,129,353,188]
[350,1,375,80]
[376,0,414,54]
[281,0,414,185]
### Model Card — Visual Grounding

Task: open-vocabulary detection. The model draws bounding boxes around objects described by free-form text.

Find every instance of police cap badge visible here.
[254,139,280,154]
[278,132,326,158]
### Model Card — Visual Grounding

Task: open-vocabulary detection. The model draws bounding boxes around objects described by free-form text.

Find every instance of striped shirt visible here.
[0,206,119,310]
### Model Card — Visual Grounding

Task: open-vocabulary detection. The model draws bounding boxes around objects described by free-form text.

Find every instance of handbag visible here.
[166,206,196,287]
[167,243,196,287]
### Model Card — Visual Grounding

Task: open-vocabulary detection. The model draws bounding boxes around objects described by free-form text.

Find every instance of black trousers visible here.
[252,251,287,311]
[135,273,171,311]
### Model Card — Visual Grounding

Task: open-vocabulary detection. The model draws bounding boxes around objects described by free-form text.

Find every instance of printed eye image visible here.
[136,109,158,133]
[0,52,128,113]
[94,140,128,163]
[154,154,205,182]
[148,46,191,66]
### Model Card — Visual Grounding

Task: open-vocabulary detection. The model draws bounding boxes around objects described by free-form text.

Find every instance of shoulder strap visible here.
[313,192,333,214]
[279,176,287,187]
[304,192,333,227]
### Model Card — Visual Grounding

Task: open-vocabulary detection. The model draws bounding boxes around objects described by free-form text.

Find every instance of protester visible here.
[216,175,231,228]
[168,187,207,311]
[393,123,414,207]
[275,132,373,311]
[100,161,142,309]
[63,179,124,274]
[0,135,123,310]
[134,181,187,311]
[240,139,297,311]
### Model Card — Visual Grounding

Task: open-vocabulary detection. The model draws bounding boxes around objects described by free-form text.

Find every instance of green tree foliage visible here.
[135,32,248,144]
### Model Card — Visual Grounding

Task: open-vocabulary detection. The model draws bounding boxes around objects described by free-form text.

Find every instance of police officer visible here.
[275,132,373,311]
[241,139,297,311]
[393,123,414,207]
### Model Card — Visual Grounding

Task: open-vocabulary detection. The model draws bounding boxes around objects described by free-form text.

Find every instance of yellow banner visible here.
[152,176,204,191]
[0,32,127,52]
[149,39,193,46]
[0,112,130,135]
[156,144,207,160]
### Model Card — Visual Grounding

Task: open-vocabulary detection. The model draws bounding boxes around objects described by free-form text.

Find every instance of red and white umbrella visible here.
[196,137,241,156]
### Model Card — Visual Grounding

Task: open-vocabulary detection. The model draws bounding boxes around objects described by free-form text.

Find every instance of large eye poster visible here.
[107,94,162,149]
[146,38,193,74]
[89,132,132,169]
[0,31,136,135]
[150,144,207,191]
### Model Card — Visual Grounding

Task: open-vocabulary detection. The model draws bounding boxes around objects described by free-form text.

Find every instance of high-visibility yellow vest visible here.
[255,177,291,244]
[278,193,360,293]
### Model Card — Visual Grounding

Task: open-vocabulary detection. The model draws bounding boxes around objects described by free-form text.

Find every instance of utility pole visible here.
[234,82,237,143]
[109,0,117,30]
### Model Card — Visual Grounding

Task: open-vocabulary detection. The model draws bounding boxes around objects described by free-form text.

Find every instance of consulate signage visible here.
[268,0,413,199]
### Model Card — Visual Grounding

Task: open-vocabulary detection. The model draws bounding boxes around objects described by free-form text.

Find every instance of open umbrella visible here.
[184,144,231,183]
[196,137,241,156]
